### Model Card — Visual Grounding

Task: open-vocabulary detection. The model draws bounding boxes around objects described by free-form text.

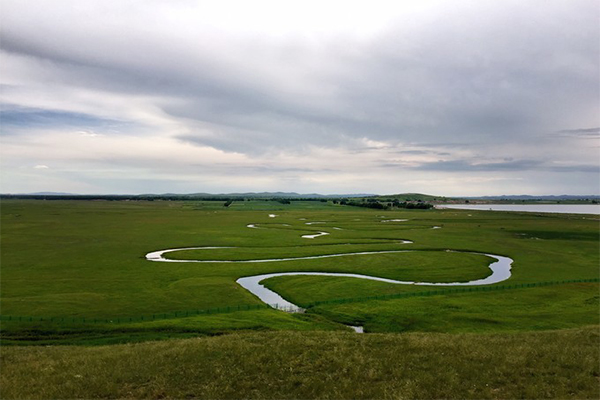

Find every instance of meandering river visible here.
[146,246,513,313]
[146,215,514,314]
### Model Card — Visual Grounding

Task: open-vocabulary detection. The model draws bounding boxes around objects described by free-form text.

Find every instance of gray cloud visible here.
[556,127,600,138]
[0,0,598,195]
[409,159,598,174]
[413,159,543,172]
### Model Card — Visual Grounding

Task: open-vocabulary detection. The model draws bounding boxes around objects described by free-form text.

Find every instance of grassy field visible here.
[1,199,598,398]
[1,327,598,399]
[1,199,598,340]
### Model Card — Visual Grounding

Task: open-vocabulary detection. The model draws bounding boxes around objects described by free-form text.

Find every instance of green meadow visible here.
[2,328,598,399]
[1,199,598,398]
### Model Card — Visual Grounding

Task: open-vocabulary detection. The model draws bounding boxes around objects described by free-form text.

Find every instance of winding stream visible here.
[302,231,330,239]
[146,247,513,312]
[146,216,513,314]
[234,252,512,312]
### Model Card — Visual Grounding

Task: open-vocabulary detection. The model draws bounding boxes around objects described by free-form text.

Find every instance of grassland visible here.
[2,199,597,336]
[1,199,598,398]
[2,327,598,399]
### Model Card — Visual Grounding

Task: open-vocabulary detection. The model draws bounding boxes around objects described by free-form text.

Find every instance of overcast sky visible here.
[1,0,598,195]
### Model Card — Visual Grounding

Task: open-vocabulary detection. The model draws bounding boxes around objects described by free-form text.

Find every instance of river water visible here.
[146,212,517,316]
[146,247,513,313]
[437,204,600,215]
[234,252,512,312]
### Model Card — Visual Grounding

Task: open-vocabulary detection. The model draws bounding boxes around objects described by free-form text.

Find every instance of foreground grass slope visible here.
[2,327,598,399]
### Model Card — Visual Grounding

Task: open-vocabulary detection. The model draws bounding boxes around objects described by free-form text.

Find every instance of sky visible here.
[1,0,599,196]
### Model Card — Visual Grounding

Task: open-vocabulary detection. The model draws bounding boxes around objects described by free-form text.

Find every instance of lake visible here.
[437,204,600,215]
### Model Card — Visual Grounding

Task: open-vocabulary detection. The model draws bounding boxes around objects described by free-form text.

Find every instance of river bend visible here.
[146,247,513,313]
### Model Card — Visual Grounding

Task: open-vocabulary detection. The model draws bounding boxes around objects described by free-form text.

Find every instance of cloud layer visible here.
[1,0,598,195]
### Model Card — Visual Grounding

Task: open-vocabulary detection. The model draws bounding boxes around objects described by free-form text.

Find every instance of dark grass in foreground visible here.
[2,327,598,399]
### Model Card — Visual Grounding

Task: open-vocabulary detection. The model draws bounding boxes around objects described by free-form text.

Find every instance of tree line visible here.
[1,194,433,210]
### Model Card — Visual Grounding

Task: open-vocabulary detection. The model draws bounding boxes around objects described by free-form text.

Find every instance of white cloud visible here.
[0,0,598,195]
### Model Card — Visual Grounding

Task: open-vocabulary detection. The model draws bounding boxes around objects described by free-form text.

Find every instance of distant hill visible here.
[154,192,376,198]
[377,193,445,201]
[3,192,377,200]
[6,192,598,201]
[25,191,78,196]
